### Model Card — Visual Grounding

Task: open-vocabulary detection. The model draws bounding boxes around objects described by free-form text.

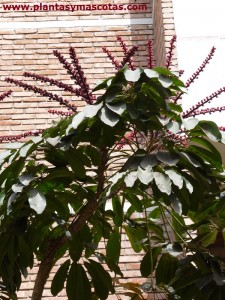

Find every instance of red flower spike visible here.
[147,39,155,69]
[165,35,177,69]
[185,47,216,88]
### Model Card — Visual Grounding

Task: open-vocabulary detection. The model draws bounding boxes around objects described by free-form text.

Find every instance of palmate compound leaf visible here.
[153,172,172,195]
[28,188,46,214]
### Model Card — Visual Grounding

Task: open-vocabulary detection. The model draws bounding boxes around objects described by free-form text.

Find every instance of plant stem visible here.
[31,148,108,300]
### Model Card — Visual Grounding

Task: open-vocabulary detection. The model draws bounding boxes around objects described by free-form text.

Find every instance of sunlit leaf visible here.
[144,69,159,78]
[106,102,126,115]
[182,117,199,130]
[199,120,222,142]
[158,75,173,88]
[72,111,86,129]
[153,172,172,195]
[137,166,153,185]
[166,121,181,134]
[124,171,138,187]
[83,102,103,118]
[99,107,120,127]
[28,189,46,214]
[165,170,183,189]
[19,174,33,186]
[124,68,141,82]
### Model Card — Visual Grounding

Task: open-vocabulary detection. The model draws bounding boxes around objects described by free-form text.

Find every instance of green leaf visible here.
[137,166,153,185]
[158,75,173,88]
[140,154,158,168]
[83,102,103,118]
[106,232,121,264]
[182,117,199,130]
[144,69,159,78]
[85,259,114,299]
[188,145,222,170]
[92,77,113,92]
[28,189,46,214]
[153,172,172,195]
[190,136,222,165]
[85,146,101,166]
[168,102,183,113]
[166,121,181,134]
[99,107,120,127]
[124,171,138,187]
[69,236,83,262]
[19,142,34,158]
[112,196,123,226]
[156,253,179,284]
[180,151,202,168]
[148,207,161,219]
[125,191,143,213]
[198,120,222,142]
[123,226,143,253]
[51,259,70,296]
[156,151,180,166]
[106,102,126,115]
[140,248,161,277]
[124,68,141,82]
[165,170,184,189]
[172,212,186,241]
[197,226,218,247]
[66,263,91,300]
[18,174,33,186]
[72,111,86,129]
[66,149,86,179]
[154,67,174,76]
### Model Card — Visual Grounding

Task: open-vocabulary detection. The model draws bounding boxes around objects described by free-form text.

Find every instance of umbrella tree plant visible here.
[0,37,225,300]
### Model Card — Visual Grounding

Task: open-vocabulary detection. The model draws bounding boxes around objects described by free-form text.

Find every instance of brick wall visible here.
[153,0,177,69]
